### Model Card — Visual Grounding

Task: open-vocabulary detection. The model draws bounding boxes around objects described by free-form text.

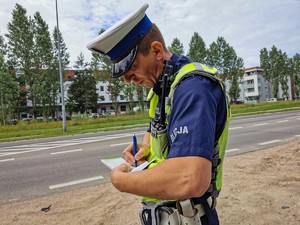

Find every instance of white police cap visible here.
[86,3,152,78]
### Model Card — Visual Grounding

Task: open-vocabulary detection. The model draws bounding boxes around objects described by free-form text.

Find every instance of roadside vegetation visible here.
[231,100,300,115]
[0,100,299,142]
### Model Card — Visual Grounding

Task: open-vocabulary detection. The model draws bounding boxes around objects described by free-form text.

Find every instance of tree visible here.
[67,54,97,116]
[289,53,300,99]
[6,4,34,71]
[33,12,53,69]
[75,52,89,69]
[187,32,207,63]
[228,74,240,102]
[52,26,70,69]
[260,45,289,99]
[32,11,54,119]
[136,86,147,112]
[67,73,98,116]
[168,37,184,55]
[228,54,244,102]
[123,83,136,112]
[228,59,242,103]
[206,36,244,101]
[206,36,242,82]
[89,29,111,82]
[5,4,35,116]
[51,26,70,118]
[107,77,125,115]
[277,51,289,99]
[89,29,125,115]
[0,33,19,125]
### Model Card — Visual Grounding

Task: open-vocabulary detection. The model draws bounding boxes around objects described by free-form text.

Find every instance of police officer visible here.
[87,3,229,225]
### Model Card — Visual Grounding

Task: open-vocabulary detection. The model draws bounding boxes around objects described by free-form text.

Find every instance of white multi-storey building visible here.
[226,66,293,103]
[60,70,147,115]
[243,67,273,103]
[95,81,144,114]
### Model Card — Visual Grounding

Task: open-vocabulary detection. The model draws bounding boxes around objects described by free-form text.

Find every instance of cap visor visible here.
[112,46,138,78]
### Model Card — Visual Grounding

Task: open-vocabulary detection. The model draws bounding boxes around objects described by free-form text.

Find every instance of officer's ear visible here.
[150,41,164,61]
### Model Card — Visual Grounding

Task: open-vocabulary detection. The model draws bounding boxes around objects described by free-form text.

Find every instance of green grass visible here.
[1,100,300,142]
[0,113,149,142]
[231,100,300,116]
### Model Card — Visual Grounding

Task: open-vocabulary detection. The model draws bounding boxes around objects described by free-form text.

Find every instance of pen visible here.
[132,134,138,167]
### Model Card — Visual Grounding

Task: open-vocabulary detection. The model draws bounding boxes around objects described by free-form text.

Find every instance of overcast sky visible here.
[1,0,299,68]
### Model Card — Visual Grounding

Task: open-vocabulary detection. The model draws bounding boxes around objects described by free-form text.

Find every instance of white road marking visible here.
[258,140,282,145]
[0,158,15,162]
[226,148,240,153]
[229,127,243,130]
[110,142,132,147]
[50,149,83,155]
[0,146,36,151]
[295,135,300,137]
[49,176,104,189]
[297,118,300,120]
[0,132,145,158]
[277,120,289,123]
[253,123,268,127]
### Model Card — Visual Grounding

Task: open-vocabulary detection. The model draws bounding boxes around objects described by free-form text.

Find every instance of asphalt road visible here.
[0,110,299,203]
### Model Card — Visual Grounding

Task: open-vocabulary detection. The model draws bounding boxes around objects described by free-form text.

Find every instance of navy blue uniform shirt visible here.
[150,53,226,225]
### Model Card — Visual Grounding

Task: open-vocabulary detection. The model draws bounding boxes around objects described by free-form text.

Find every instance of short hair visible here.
[137,23,168,56]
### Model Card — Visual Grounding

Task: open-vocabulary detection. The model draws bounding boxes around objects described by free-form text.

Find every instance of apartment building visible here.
[61,69,146,115]
[225,67,293,103]
[243,67,273,103]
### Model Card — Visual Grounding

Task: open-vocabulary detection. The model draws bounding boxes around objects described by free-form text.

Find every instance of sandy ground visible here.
[0,137,299,225]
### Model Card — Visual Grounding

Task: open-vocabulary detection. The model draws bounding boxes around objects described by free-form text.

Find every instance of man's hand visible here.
[123,143,150,166]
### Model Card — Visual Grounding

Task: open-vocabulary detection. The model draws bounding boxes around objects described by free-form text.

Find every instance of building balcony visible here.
[245,92,259,97]
[244,83,255,89]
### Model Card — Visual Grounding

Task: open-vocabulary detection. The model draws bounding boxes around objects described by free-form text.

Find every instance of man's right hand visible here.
[123,143,150,166]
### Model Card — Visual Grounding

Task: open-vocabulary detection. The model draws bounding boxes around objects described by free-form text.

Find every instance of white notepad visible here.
[100,157,155,172]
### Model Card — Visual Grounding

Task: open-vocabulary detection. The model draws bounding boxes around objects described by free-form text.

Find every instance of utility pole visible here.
[55,0,67,132]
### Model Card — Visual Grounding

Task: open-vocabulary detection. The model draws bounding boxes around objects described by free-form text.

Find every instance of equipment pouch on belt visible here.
[175,199,201,225]
[140,199,203,225]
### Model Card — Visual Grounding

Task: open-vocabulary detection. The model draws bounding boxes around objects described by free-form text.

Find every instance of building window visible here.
[101,107,106,113]
[120,95,125,100]
[99,96,105,101]
[120,105,126,112]
[100,86,104,91]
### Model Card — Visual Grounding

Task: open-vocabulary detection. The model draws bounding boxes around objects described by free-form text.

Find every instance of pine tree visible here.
[52,26,70,69]
[66,53,98,116]
[89,29,111,82]
[187,32,207,64]
[168,38,184,55]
